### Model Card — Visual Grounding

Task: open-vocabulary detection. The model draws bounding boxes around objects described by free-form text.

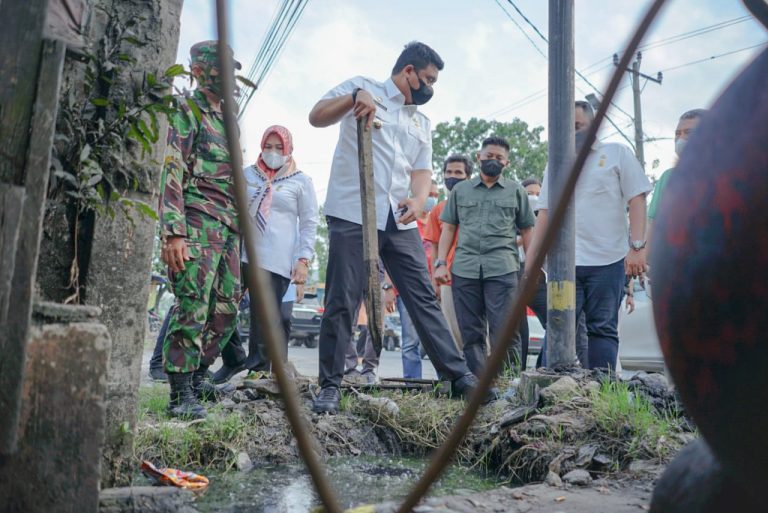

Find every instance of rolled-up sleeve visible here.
[296,175,319,260]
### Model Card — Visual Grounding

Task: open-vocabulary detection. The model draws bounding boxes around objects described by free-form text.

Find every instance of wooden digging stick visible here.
[356,117,383,356]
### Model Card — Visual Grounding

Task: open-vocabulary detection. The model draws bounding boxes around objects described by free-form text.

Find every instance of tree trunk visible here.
[36,0,183,486]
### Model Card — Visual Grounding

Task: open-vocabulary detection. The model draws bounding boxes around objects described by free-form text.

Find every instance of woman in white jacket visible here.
[214,125,318,382]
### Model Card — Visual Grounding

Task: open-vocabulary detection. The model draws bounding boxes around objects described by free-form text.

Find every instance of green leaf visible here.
[186,97,202,124]
[54,170,78,186]
[148,110,160,143]
[137,119,153,142]
[88,173,104,187]
[147,73,157,88]
[80,144,92,162]
[164,64,186,78]
[236,75,257,90]
[123,36,145,47]
[132,199,159,221]
[90,98,109,107]
[117,100,126,119]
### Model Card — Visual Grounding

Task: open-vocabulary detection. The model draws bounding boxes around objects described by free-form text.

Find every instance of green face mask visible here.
[198,66,224,96]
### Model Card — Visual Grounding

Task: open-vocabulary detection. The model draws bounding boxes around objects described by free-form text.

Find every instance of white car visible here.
[618,284,665,373]
[526,308,545,355]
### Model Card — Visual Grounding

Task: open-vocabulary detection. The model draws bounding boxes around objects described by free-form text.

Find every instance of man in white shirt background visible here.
[529,101,651,371]
[308,41,484,413]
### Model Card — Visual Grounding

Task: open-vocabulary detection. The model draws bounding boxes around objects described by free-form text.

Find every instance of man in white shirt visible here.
[529,101,651,370]
[308,42,483,413]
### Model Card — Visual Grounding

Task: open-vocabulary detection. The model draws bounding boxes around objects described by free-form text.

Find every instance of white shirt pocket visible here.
[405,124,429,166]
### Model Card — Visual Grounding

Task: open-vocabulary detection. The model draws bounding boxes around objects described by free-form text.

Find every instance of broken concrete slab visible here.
[519,370,564,405]
[540,376,581,405]
[99,486,199,513]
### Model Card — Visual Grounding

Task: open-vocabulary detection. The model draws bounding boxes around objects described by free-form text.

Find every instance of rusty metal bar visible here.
[356,117,383,355]
[395,1,668,511]
[744,0,768,29]
[214,2,342,512]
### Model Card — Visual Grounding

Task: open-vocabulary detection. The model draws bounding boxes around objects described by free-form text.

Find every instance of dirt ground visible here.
[371,476,655,513]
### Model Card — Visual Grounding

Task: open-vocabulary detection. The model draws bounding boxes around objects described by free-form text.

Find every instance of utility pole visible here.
[545,0,576,369]
[615,52,662,168]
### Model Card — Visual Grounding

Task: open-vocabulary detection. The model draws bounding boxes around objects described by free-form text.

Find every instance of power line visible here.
[659,41,768,73]
[493,0,547,60]
[639,15,751,51]
[237,0,309,118]
[577,16,752,74]
[503,0,638,129]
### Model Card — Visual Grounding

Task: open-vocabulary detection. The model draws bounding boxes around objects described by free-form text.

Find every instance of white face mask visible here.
[674,137,687,158]
[262,150,288,170]
[527,194,539,212]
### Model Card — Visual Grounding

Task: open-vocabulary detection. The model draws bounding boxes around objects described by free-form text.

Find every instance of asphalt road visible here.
[141,337,541,384]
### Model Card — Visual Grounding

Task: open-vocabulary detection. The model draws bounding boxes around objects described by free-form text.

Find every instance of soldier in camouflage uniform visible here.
[159,40,243,419]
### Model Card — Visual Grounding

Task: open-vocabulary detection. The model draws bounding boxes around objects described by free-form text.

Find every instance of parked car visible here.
[618,284,665,373]
[290,295,323,348]
[526,307,545,355]
[383,314,401,351]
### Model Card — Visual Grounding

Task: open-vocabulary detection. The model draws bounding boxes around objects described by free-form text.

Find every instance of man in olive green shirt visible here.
[647,109,706,249]
[435,136,535,376]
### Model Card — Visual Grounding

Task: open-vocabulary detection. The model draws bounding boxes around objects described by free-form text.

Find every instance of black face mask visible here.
[575,130,588,151]
[480,159,504,177]
[409,76,434,105]
[444,177,465,191]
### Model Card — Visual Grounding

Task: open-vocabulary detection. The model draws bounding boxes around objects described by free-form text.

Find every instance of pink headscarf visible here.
[250,125,300,233]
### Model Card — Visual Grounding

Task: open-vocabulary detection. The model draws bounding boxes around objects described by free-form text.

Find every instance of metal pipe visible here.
[214,2,342,512]
[396,2,668,511]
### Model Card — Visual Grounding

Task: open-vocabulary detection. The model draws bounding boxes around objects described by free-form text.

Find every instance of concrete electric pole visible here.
[614,52,662,168]
[545,0,577,369]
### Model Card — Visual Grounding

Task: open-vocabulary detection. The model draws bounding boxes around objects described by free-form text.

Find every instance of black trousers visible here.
[452,271,522,377]
[318,215,469,388]
[220,268,291,371]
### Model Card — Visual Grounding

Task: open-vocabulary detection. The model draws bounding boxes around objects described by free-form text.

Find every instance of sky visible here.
[176,0,766,204]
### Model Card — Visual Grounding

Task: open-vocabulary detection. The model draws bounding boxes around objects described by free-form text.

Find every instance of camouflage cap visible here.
[190,40,242,70]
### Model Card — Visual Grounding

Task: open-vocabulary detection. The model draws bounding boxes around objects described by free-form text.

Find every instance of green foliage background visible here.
[431,117,548,183]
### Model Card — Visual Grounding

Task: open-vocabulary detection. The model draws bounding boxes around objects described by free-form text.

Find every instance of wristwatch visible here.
[434,259,448,269]
[382,283,394,291]
[630,240,647,251]
[351,87,362,104]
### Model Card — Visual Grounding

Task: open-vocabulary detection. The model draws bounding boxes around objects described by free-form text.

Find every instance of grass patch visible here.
[351,390,485,462]
[136,384,251,470]
[339,391,352,412]
[138,384,169,420]
[591,380,678,464]
[135,405,250,470]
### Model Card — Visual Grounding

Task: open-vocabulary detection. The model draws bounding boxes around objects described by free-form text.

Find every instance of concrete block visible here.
[99,486,198,513]
[0,322,111,513]
[518,371,563,405]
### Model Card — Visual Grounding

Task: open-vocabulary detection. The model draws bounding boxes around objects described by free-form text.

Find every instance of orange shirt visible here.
[423,200,458,284]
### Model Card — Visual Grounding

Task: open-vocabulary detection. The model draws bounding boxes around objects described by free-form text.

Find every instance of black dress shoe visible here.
[312,386,341,414]
[451,373,499,404]
[211,362,246,384]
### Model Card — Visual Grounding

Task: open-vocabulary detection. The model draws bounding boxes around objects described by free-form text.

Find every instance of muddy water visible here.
[192,456,501,512]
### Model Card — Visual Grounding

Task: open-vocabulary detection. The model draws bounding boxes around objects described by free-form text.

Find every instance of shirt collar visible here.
[384,77,405,103]
[471,175,508,188]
